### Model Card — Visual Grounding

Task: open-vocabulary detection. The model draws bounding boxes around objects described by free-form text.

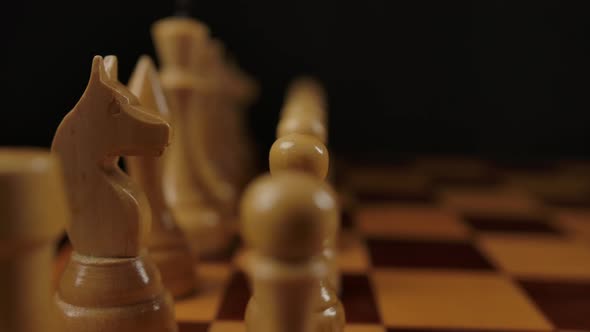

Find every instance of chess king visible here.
[52,56,177,332]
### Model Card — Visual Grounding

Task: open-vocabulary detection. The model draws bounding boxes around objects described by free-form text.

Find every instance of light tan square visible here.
[357,205,469,240]
[439,188,541,217]
[209,321,245,332]
[175,263,233,322]
[555,210,590,241]
[478,234,590,279]
[338,231,370,273]
[372,269,552,330]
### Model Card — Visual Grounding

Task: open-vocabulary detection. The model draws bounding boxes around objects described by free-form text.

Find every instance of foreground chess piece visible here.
[242,172,337,332]
[0,149,68,332]
[152,17,236,257]
[125,55,197,298]
[52,56,177,332]
[270,134,345,331]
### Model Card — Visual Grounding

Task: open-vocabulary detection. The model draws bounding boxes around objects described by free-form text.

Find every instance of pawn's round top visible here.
[269,134,329,180]
[277,111,327,144]
[240,171,338,261]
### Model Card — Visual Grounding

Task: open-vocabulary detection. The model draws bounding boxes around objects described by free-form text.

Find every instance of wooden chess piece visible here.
[286,76,328,110]
[0,149,68,332]
[277,82,328,144]
[224,58,260,187]
[269,134,345,332]
[204,39,260,190]
[52,55,177,332]
[152,17,236,257]
[125,55,197,298]
[242,172,336,332]
[277,109,328,144]
[275,93,340,293]
[281,77,328,132]
[199,39,243,190]
[270,133,329,181]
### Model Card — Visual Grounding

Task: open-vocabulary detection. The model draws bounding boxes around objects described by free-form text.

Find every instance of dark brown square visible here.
[56,232,69,251]
[357,191,435,204]
[464,215,562,234]
[341,208,356,229]
[519,279,590,330]
[200,235,241,263]
[431,174,502,189]
[340,274,381,323]
[493,160,557,172]
[178,322,209,332]
[543,196,590,209]
[367,239,494,270]
[216,271,250,320]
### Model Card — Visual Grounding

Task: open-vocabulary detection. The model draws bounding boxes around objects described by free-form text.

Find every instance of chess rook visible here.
[125,55,197,298]
[52,56,177,332]
[242,172,336,332]
[0,149,68,332]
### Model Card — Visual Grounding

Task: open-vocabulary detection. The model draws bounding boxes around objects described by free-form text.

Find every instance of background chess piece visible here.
[270,134,345,332]
[0,149,68,332]
[269,78,345,331]
[125,55,197,298]
[275,78,342,294]
[242,172,335,332]
[152,17,236,257]
[52,56,177,332]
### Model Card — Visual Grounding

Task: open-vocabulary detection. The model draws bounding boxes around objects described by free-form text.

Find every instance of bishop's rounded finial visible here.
[269,133,329,180]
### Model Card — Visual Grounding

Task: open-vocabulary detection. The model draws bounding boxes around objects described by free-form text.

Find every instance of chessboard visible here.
[55,156,590,332]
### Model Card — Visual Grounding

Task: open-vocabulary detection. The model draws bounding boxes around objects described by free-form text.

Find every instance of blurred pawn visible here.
[0,149,68,332]
[242,172,341,332]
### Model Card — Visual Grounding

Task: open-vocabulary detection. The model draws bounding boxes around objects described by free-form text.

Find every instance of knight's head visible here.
[80,55,171,158]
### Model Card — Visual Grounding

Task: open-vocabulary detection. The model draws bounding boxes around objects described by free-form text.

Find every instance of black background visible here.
[4,0,590,161]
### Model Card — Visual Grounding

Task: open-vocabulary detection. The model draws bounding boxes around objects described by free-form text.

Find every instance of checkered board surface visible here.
[60,157,590,332]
